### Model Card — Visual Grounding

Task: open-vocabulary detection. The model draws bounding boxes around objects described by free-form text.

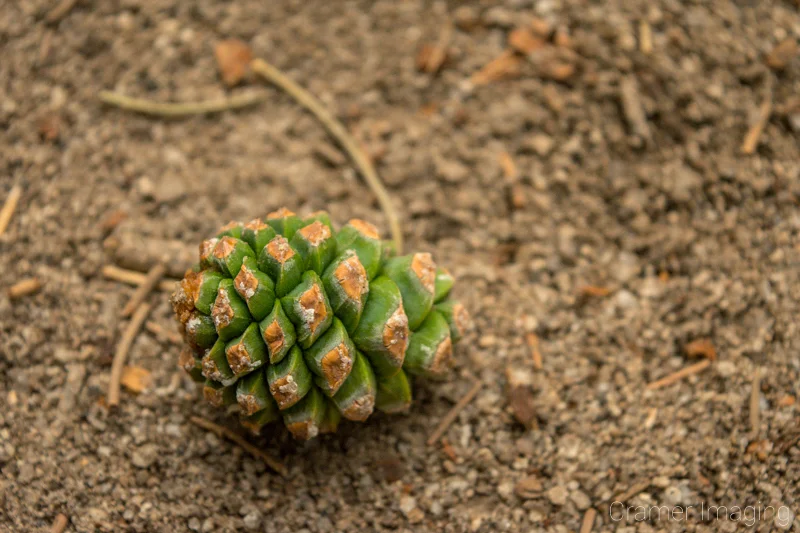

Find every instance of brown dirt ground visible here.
[2,1,800,532]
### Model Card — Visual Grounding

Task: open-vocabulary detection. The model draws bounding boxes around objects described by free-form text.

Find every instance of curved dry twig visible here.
[98,90,267,117]
[250,58,403,253]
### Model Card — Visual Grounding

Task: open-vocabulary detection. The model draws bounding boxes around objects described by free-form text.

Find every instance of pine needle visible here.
[98,90,268,117]
[250,58,403,253]
[427,380,482,445]
[190,416,287,476]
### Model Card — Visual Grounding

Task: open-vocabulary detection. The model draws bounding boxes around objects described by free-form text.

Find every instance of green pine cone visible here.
[171,208,469,441]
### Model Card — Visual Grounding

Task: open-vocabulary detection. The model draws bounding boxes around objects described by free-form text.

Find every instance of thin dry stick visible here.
[108,303,152,407]
[251,58,403,254]
[579,508,597,533]
[98,90,268,117]
[45,0,77,24]
[121,263,166,317]
[102,264,176,292]
[526,332,543,370]
[750,368,762,439]
[741,75,773,154]
[0,185,22,236]
[8,278,42,300]
[427,380,482,446]
[612,480,650,505]
[50,514,68,533]
[190,416,287,476]
[646,359,711,390]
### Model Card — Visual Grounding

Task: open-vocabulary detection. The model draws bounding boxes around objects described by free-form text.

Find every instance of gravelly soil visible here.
[1,1,799,532]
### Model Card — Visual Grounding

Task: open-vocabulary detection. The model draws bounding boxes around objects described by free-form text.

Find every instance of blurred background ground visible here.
[1,0,799,532]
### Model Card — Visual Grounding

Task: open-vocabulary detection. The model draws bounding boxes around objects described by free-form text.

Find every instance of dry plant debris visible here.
[189,416,286,476]
[646,359,712,390]
[120,366,152,394]
[427,380,482,445]
[101,265,177,292]
[416,23,452,74]
[741,74,774,154]
[470,50,523,85]
[579,508,597,533]
[525,332,543,370]
[121,263,166,317]
[214,39,253,86]
[684,338,717,361]
[49,514,69,533]
[8,278,42,300]
[98,90,268,117]
[505,367,538,429]
[0,185,22,236]
[108,303,152,407]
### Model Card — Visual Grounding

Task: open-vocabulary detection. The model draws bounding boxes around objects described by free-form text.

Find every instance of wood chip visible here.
[313,142,347,167]
[750,368,762,440]
[741,74,773,155]
[50,513,69,533]
[190,416,286,476]
[38,29,54,65]
[8,278,42,300]
[578,285,612,298]
[108,303,152,408]
[639,20,653,55]
[214,39,253,87]
[102,264,177,292]
[765,38,798,71]
[508,28,546,55]
[0,185,22,237]
[525,333,543,370]
[38,114,61,142]
[646,359,711,390]
[684,338,716,361]
[529,17,552,39]
[498,151,518,181]
[619,76,652,145]
[120,366,152,394]
[579,508,597,533]
[427,380,482,445]
[470,50,523,86]
[121,263,166,317]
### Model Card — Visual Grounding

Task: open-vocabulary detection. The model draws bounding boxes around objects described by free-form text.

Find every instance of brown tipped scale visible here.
[172,208,467,441]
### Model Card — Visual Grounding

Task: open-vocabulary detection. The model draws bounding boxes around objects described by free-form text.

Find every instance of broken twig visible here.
[619,76,652,145]
[108,303,152,407]
[121,263,166,317]
[50,514,69,533]
[190,416,287,476]
[579,508,597,533]
[525,333,543,370]
[750,368,762,440]
[8,278,42,300]
[250,58,403,254]
[741,74,773,155]
[427,380,482,445]
[0,185,22,236]
[646,359,711,390]
[98,90,268,117]
[102,264,177,292]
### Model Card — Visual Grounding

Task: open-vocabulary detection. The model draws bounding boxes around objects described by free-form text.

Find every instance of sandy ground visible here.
[1,1,799,532]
